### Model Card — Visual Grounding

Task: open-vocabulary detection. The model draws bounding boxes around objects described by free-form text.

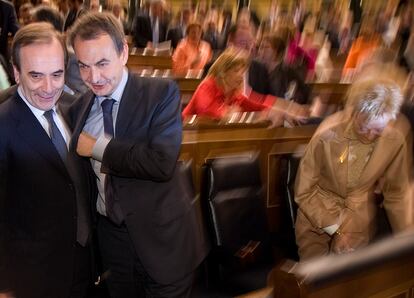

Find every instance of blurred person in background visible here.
[64,0,85,31]
[172,22,212,77]
[132,0,168,48]
[295,66,413,261]
[258,34,310,105]
[0,0,19,60]
[18,3,33,26]
[166,6,192,49]
[109,0,129,33]
[225,25,270,95]
[342,17,381,81]
[183,48,308,126]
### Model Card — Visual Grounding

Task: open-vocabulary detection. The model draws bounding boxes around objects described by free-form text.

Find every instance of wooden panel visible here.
[181,124,315,232]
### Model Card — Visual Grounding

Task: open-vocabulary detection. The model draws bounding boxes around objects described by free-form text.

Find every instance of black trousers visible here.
[97,215,194,298]
[69,242,92,298]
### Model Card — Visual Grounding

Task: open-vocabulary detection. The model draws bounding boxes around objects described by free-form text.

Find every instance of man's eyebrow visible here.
[77,59,110,66]
[28,71,44,76]
[77,60,88,66]
[95,58,110,65]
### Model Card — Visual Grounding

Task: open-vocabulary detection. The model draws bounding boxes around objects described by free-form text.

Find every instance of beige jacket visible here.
[295,110,413,240]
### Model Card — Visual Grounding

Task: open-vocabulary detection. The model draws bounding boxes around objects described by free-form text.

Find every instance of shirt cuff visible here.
[323,224,340,235]
[92,134,112,161]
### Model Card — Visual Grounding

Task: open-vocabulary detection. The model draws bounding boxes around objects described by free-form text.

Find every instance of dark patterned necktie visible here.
[44,109,67,163]
[101,98,115,137]
[101,98,123,225]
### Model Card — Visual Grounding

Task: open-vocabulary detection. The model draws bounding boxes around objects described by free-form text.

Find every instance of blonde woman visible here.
[182,48,308,124]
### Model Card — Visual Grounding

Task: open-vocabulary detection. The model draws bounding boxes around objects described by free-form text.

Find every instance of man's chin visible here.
[90,84,109,96]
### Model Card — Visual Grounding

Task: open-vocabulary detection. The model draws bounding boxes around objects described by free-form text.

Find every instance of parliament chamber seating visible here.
[126,51,351,113]
[200,153,275,295]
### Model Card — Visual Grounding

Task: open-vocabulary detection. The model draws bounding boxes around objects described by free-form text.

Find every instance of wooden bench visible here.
[272,233,414,298]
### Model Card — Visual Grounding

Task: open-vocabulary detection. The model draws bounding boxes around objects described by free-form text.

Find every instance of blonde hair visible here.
[207,48,249,77]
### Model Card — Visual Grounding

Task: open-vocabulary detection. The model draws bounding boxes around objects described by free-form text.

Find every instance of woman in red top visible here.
[182,48,308,124]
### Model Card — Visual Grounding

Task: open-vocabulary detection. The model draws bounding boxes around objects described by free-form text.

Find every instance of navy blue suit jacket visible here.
[0,90,96,297]
[69,73,208,284]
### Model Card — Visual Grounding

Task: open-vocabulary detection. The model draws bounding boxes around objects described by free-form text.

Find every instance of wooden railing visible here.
[272,233,414,298]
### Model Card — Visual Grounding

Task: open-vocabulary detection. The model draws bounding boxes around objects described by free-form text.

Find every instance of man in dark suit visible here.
[64,0,85,31]
[166,7,191,49]
[132,0,168,48]
[0,22,96,298]
[227,26,270,95]
[68,12,208,298]
[0,0,19,59]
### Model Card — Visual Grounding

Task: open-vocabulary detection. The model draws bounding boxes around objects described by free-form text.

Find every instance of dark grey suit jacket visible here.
[132,13,167,48]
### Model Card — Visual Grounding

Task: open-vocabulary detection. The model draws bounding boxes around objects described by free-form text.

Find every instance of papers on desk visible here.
[143,40,172,56]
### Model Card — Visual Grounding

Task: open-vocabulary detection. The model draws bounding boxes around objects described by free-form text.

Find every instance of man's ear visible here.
[13,65,20,84]
[120,40,129,66]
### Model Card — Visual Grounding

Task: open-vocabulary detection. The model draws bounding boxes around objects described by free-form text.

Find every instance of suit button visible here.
[68,183,74,190]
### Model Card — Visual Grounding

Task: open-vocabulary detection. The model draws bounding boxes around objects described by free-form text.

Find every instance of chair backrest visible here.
[202,154,268,257]
[284,155,300,229]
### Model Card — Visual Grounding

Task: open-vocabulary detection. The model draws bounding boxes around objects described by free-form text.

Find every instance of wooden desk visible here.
[175,77,201,94]
[127,53,172,70]
[308,82,350,105]
[181,123,316,232]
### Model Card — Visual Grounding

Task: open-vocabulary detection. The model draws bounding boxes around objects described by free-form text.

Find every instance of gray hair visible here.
[347,79,403,121]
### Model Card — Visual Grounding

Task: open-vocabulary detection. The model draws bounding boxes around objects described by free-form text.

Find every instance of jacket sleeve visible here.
[294,135,345,230]
[182,78,225,119]
[382,127,414,232]
[101,80,182,182]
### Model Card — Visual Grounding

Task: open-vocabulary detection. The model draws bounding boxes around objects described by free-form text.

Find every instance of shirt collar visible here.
[97,68,128,103]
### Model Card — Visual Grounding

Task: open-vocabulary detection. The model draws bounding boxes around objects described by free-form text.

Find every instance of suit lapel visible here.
[11,95,69,177]
[70,91,96,151]
[115,74,143,136]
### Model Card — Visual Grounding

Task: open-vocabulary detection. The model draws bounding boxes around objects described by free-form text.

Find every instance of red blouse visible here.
[182,77,276,119]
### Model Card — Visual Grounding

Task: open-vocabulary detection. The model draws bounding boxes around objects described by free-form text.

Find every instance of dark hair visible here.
[262,34,287,59]
[185,22,202,36]
[68,11,125,55]
[32,6,64,32]
[12,22,68,71]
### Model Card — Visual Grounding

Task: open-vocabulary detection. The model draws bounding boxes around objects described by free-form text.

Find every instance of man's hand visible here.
[76,131,96,157]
